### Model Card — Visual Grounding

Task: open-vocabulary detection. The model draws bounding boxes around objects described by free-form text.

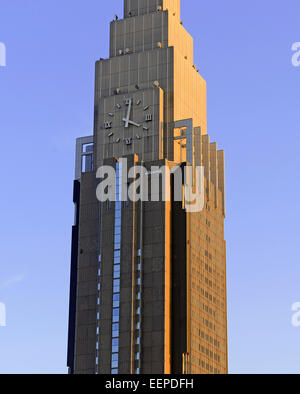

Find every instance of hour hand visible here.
[123,118,141,127]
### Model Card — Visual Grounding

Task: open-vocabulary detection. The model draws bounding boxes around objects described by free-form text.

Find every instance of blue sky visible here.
[0,0,299,374]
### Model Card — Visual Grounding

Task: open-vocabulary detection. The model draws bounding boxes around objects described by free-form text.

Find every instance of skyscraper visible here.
[67,0,228,375]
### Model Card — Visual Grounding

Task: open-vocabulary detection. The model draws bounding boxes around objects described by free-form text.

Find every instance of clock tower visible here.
[68,0,228,375]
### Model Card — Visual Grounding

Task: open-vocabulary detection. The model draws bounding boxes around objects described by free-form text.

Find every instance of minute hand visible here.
[124,99,132,128]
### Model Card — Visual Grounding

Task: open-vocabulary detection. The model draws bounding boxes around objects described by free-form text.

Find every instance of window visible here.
[111,369,118,374]
[113,294,120,308]
[113,279,120,287]
[112,354,119,362]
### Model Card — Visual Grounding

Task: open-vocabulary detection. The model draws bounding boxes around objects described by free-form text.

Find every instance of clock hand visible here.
[124,99,132,128]
[122,119,141,127]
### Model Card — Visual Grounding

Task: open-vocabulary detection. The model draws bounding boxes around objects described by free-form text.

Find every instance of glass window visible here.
[113,299,120,308]
[111,361,118,369]
[113,294,120,302]
[113,279,120,288]
[112,338,119,347]
[136,337,140,345]
[115,218,121,227]
[112,353,119,362]
[114,251,120,258]
[114,271,120,279]
[112,323,119,331]
[112,330,119,338]
[111,369,118,374]
[113,308,119,316]
[114,234,121,244]
[135,352,140,360]
[112,346,118,353]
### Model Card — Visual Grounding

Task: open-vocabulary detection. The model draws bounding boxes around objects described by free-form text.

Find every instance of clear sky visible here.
[0,0,299,374]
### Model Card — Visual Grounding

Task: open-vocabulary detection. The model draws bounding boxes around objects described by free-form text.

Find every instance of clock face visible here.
[103,97,154,145]
[98,87,163,163]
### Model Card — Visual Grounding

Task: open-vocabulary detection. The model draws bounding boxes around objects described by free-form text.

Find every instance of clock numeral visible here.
[136,100,141,105]
[116,104,121,109]
[136,135,141,140]
[124,138,132,145]
[124,98,131,106]
[143,105,149,111]
[145,114,152,122]
[108,113,114,117]
[108,132,114,137]
[104,121,112,129]
[143,126,149,131]
[115,138,120,143]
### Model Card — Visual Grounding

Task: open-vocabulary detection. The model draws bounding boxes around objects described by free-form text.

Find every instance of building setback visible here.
[67,0,228,375]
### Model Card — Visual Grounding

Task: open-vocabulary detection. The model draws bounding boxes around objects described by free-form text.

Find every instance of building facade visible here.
[67,0,228,375]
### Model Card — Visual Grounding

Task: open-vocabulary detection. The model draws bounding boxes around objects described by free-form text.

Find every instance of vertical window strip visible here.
[95,253,101,373]
[111,162,122,374]
[135,249,142,374]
